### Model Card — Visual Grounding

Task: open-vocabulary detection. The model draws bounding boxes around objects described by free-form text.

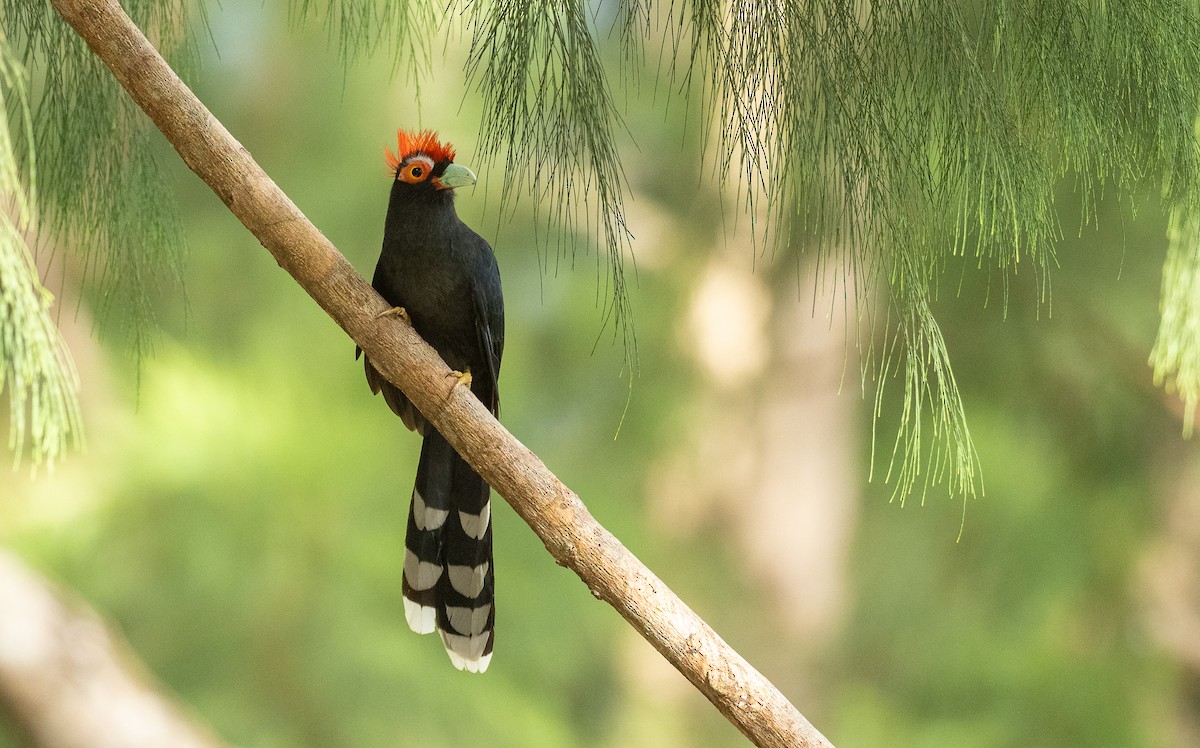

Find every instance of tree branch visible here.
[47,1,833,745]
[0,548,227,748]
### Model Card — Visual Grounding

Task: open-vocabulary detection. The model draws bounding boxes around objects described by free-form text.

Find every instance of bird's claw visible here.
[376,306,410,323]
[450,369,473,388]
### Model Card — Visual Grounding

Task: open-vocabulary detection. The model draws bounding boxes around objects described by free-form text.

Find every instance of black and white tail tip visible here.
[402,487,494,673]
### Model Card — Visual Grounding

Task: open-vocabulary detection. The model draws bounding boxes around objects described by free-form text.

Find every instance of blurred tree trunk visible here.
[0,549,227,748]
[1140,454,1200,747]
[623,249,860,743]
[654,252,860,641]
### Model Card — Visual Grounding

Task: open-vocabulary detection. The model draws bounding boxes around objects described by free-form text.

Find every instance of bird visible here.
[358,129,504,673]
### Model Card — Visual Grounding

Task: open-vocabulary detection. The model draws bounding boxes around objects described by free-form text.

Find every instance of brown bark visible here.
[0,549,226,748]
[45,1,834,745]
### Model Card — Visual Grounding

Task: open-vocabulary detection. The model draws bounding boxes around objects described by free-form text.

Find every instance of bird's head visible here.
[384,129,477,197]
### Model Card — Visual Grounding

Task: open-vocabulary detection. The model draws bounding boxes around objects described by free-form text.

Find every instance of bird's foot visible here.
[450,369,473,388]
[376,306,410,324]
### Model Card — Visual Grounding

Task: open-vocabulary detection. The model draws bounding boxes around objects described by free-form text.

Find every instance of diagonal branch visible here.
[48,1,833,746]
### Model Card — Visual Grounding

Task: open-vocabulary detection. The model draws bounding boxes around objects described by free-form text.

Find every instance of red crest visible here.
[385,130,456,173]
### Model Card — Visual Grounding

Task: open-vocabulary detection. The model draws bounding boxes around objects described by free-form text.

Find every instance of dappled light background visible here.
[3,3,1200,747]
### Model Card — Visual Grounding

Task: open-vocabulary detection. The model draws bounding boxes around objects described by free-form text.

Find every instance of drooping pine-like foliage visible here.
[732,0,1199,497]
[288,0,437,73]
[0,38,80,466]
[5,0,1200,498]
[464,0,637,361]
[1153,209,1200,436]
[463,0,1200,498]
[2,0,193,360]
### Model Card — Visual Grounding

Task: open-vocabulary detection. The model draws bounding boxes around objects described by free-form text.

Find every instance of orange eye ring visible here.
[397,156,435,184]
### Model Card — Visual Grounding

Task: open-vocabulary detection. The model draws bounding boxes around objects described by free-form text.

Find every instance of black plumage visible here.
[359,130,503,672]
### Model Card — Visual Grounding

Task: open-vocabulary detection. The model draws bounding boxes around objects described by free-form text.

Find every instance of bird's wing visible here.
[362,352,427,435]
[361,256,428,433]
[472,274,504,417]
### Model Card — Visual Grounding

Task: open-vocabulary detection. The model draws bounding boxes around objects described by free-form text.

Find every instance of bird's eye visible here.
[398,160,432,184]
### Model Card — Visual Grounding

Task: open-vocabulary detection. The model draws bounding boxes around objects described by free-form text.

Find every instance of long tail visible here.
[401,430,495,673]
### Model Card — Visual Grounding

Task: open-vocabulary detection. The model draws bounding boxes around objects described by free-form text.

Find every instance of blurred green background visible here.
[3,4,1200,747]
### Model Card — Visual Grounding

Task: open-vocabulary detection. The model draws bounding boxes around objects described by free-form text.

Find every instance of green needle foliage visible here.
[1152,208,1200,436]
[456,0,1200,498]
[2,0,192,361]
[463,0,637,361]
[289,0,436,74]
[0,37,81,467]
[656,0,1200,498]
[5,0,1200,499]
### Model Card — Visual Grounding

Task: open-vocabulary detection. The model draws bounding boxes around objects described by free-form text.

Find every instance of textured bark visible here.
[0,549,226,748]
[46,1,834,745]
